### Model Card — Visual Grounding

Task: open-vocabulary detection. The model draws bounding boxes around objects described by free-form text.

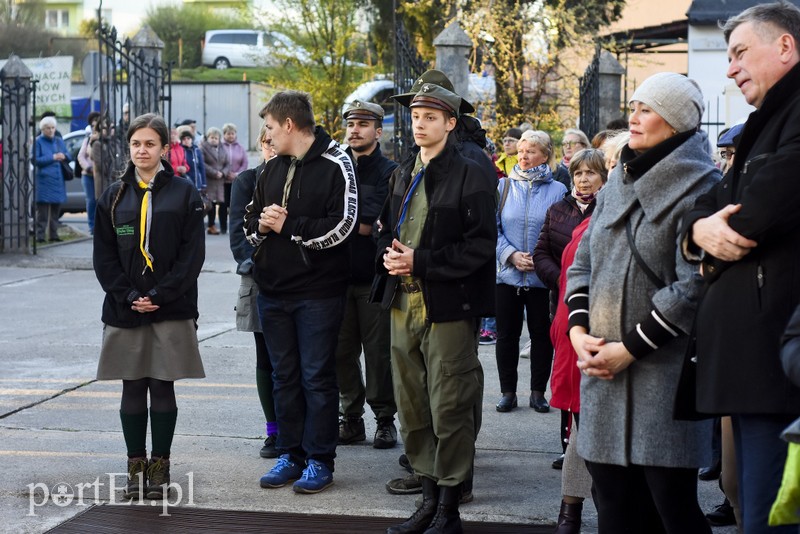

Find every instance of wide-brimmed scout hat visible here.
[408,84,462,117]
[342,100,385,121]
[392,69,475,114]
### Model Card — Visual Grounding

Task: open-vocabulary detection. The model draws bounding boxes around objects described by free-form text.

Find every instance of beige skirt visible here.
[97,319,205,381]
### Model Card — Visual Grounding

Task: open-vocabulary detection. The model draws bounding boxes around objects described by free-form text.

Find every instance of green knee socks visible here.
[120,410,148,458]
[150,408,178,459]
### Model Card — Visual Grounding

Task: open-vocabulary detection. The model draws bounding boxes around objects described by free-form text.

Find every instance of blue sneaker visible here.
[260,454,304,488]
[292,459,334,494]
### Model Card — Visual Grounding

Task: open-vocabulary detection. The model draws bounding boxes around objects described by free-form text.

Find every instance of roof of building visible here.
[687,0,800,26]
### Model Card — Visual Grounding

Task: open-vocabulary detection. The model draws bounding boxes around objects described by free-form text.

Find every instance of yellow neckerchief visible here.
[135,163,163,273]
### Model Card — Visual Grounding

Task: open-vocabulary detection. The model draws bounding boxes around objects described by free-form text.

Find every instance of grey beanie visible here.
[630,72,705,133]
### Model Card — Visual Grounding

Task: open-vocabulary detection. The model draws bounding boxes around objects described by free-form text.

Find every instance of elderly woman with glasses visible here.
[495,130,567,414]
[553,129,590,189]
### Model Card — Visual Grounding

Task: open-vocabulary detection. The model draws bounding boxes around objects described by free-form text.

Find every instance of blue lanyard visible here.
[395,167,425,233]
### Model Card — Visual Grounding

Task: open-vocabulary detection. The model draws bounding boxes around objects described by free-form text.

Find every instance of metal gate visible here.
[96,17,172,139]
[393,9,427,162]
[579,47,600,140]
[0,69,36,254]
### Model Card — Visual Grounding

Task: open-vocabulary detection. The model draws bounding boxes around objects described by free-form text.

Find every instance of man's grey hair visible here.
[721,1,800,44]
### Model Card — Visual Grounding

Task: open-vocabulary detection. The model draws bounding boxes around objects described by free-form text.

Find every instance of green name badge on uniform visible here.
[116,225,134,236]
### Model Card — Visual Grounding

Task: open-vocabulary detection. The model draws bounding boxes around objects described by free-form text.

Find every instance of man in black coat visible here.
[682,3,800,532]
[335,100,399,450]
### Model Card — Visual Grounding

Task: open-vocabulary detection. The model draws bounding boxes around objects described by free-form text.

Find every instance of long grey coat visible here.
[566,132,719,468]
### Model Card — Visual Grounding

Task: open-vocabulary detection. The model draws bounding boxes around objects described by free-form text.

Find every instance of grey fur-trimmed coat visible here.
[565,132,720,468]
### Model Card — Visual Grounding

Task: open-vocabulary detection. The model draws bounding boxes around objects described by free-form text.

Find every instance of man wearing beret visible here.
[681,2,800,532]
[335,100,399,450]
[376,83,496,534]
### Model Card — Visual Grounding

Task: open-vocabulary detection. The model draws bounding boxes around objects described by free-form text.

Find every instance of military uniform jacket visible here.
[375,139,496,323]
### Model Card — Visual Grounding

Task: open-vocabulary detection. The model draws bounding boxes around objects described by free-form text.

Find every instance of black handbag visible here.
[59,160,74,181]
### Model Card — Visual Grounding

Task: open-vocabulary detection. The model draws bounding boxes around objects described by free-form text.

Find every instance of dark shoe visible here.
[375,417,398,449]
[423,484,462,534]
[496,392,518,413]
[478,329,497,345]
[260,454,304,488]
[705,499,736,527]
[292,459,334,494]
[260,434,278,458]
[36,238,47,243]
[399,453,413,474]
[554,500,583,534]
[50,237,62,242]
[339,415,366,444]
[698,460,721,481]
[530,392,550,413]
[387,473,423,495]
[145,457,171,499]
[387,477,439,534]
[122,457,147,500]
[552,454,565,470]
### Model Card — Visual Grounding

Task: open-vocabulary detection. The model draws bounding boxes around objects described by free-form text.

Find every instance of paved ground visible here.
[0,216,737,533]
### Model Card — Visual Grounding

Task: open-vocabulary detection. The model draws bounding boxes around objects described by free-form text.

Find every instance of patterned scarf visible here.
[510,163,551,182]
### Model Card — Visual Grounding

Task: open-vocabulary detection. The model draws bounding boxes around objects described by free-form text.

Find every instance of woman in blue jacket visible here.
[34,116,69,242]
[495,130,567,413]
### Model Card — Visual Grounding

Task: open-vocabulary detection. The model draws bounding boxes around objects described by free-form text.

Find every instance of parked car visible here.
[201,29,308,69]
[60,129,89,214]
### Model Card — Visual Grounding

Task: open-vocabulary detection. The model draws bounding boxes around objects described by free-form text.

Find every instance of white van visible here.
[202,29,305,69]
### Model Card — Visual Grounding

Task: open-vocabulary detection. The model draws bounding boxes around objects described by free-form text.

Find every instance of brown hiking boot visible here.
[146,457,171,499]
[123,457,147,500]
[338,415,366,444]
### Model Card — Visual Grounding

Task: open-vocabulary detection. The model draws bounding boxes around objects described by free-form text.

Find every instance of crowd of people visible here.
[76,2,800,534]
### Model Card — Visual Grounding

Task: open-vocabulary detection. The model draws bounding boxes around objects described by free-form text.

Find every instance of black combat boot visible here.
[423,484,462,534]
[387,476,439,534]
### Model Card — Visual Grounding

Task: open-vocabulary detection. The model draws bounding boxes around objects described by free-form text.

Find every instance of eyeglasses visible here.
[562,141,586,148]
[502,137,518,144]
[718,149,735,161]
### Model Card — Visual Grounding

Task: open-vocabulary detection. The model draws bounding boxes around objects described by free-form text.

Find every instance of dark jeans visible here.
[208,202,228,232]
[256,292,345,470]
[81,174,96,233]
[732,414,796,534]
[495,284,553,393]
[586,461,710,534]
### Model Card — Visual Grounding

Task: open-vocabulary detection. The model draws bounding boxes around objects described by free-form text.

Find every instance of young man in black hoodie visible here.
[336,100,399,449]
[243,91,358,494]
[378,84,496,534]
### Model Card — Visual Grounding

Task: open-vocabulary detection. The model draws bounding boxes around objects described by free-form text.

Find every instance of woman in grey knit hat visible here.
[564,72,720,533]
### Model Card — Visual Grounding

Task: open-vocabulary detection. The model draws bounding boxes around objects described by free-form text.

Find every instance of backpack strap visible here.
[498,177,511,216]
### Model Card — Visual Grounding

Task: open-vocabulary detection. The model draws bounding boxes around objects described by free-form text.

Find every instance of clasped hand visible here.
[510,251,534,272]
[131,296,159,314]
[383,239,414,276]
[259,204,287,234]
[692,204,757,262]
[569,327,635,380]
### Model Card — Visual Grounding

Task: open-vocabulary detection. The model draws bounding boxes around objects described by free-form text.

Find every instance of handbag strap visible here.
[625,203,666,290]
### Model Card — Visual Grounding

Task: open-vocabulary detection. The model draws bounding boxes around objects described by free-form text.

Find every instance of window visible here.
[45,9,69,29]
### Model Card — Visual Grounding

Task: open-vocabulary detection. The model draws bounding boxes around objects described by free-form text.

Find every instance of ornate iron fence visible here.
[0,71,36,254]
[579,47,601,140]
[96,18,172,145]
[393,9,427,162]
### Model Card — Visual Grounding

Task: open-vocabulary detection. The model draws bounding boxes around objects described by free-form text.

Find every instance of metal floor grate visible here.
[47,504,551,533]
